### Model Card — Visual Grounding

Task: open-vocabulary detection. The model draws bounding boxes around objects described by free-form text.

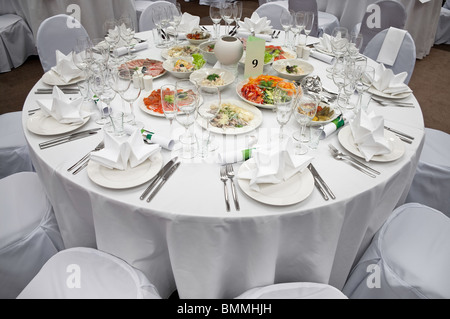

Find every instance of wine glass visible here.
[117,68,143,128]
[232,1,243,29]
[90,64,116,125]
[160,84,178,136]
[210,2,223,39]
[280,9,293,48]
[91,38,110,66]
[332,57,347,111]
[294,11,306,48]
[160,7,173,47]
[174,80,199,159]
[118,16,135,60]
[273,81,297,142]
[293,91,318,155]
[327,27,349,77]
[104,20,121,63]
[348,32,364,59]
[303,11,315,46]
[220,2,234,35]
[169,3,182,46]
[197,86,221,157]
[355,65,375,111]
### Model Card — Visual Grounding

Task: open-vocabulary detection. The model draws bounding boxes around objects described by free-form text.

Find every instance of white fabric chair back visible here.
[445,0,450,10]
[36,14,89,73]
[405,128,450,216]
[0,111,33,178]
[288,0,320,37]
[363,28,415,84]
[435,3,450,45]
[17,247,161,299]
[0,172,64,299]
[139,1,176,32]
[343,203,450,299]
[359,0,407,53]
[236,282,348,299]
[255,2,290,31]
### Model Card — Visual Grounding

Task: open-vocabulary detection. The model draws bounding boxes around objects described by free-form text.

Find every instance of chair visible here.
[135,0,176,31]
[0,14,36,73]
[138,1,177,32]
[358,1,407,53]
[17,247,161,299]
[405,129,450,217]
[343,203,450,299]
[0,111,34,179]
[435,0,450,45]
[36,14,89,73]
[235,282,348,299]
[363,28,416,84]
[0,172,64,299]
[255,2,290,31]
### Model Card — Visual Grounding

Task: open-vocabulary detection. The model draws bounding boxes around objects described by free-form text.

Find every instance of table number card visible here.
[244,36,266,78]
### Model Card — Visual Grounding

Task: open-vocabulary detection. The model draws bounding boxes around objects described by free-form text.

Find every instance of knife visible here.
[39,131,99,149]
[146,162,181,203]
[384,126,415,141]
[39,128,101,148]
[308,164,336,200]
[140,157,178,200]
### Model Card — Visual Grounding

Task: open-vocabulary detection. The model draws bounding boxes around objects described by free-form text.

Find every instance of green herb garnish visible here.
[286,65,298,74]
[207,73,220,82]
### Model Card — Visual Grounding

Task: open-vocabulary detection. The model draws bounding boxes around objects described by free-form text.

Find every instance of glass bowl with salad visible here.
[162,54,206,79]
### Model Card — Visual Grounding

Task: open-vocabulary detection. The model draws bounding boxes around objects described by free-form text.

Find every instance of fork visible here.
[330,152,377,178]
[220,166,231,212]
[68,141,104,173]
[226,164,240,211]
[329,144,380,175]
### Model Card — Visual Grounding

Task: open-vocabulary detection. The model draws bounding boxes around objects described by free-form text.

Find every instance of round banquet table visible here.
[316,0,442,59]
[22,29,425,299]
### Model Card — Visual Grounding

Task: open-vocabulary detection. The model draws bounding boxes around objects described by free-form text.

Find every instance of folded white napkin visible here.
[238,12,273,35]
[236,30,272,42]
[90,128,161,170]
[51,50,84,83]
[372,63,412,95]
[178,12,200,33]
[316,34,333,53]
[37,87,88,125]
[114,42,148,57]
[238,138,313,191]
[310,50,335,64]
[377,27,407,66]
[349,110,392,161]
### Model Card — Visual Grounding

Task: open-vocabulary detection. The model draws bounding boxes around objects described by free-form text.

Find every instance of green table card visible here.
[244,36,266,78]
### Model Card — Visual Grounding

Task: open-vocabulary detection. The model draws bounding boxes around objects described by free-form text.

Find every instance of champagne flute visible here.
[210,2,222,39]
[327,27,349,77]
[348,32,364,59]
[90,64,116,125]
[152,7,166,48]
[303,11,315,46]
[169,3,182,46]
[197,86,221,157]
[355,65,375,111]
[293,92,318,155]
[280,9,293,48]
[91,38,110,66]
[104,20,121,63]
[160,84,178,137]
[119,68,143,127]
[332,57,347,111]
[220,2,234,35]
[273,81,297,142]
[118,16,135,60]
[232,1,243,29]
[294,11,306,48]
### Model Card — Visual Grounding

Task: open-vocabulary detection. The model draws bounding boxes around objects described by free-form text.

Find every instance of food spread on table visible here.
[201,73,225,86]
[265,45,296,61]
[312,104,335,122]
[186,30,210,40]
[171,54,206,73]
[167,45,200,58]
[240,75,298,105]
[285,64,305,75]
[118,59,165,78]
[211,102,255,129]
[143,88,196,115]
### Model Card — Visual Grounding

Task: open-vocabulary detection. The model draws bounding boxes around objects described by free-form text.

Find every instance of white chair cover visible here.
[36,14,89,73]
[255,3,290,31]
[363,28,416,84]
[0,112,34,179]
[0,172,64,299]
[17,247,162,299]
[405,129,450,217]
[318,11,340,35]
[359,1,407,53]
[445,0,450,10]
[434,4,450,45]
[343,203,450,299]
[236,282,348,299]
[138,1,176,32]
[0,14,36,73]
[288,0,320,37]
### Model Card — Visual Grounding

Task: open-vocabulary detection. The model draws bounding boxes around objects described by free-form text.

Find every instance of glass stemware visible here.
[118,68,143,128]
[197,86,221,157]
[331,57,347,111]
[232,1,243,29]
[90,64,116,125]
[280,9,293,48]
[169,3,182,46]
[91,38,110,67]
[174,80,199,159]
[152,7,168,48]
[293,92,318,155]
[326,27,349,76]
[220,2,234,35]
[273,81,297,142]
[160,84,178,137]
[210,2,223,40]
[104,20,121,63]
[355,65,375,112]
[348,32,364,59]
[303,11,315,46]
[118,16,136,60]
[292,11,305,49]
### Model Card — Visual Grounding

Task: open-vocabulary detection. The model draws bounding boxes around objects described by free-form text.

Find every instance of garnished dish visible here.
[163,54,206,78]
[238,75,299,107]
[118,59,165,79]
[272,59,314,81]
[162,45,200,59]
[186,30,211,41]
[202,73,225,86]
[309,102,340,125]
[141,87,198,116]
[173,59,195,73]
[198,41,217,64]
[190,68,235,92]
[211,102,255,129]
[265,45,296,61]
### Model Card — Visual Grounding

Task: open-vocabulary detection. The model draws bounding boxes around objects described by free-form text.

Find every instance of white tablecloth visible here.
[22,29,425,299]
[3,0,136,39]
[317,0,442,59]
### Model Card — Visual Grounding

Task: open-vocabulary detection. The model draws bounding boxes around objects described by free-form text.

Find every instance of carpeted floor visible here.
[1,0,449,134]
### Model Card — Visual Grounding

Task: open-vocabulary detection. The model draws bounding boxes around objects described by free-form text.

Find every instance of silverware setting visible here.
[226,164,240,211]
[35,88,80,95]
[308,164,335,201]
[329,144,380,178]
[146,161,180,203]
[68,141,105,175]
[220,166,231,212]
[140,157,179,202]
[39,128,101,150]
[28,108,41,116]
[384,126,415,144]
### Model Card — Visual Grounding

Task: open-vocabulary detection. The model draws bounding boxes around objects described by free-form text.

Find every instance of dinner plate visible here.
[237,159,315,206]
[235,79,274,110]
[42,70,85,86]
[118,59,166,80]
[26,110,90,136]
[338,126,405,162]
[87,152,163,189]
[368,86,412,100]
[197,99,263,135]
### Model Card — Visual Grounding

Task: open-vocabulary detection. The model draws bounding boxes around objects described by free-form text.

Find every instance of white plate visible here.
[161,45,201,60]
[308,102,340,126]
[26,110,90,136]
[119,59,166,80]
[338,126,405,162]
[197,99,263,135]
[87,152,163,189]
[235,79,274,110]
[368,86,412,100]
[189,68,235,92]
[272,59,314,81]
[42,70,85,86]
[237,159,315,206]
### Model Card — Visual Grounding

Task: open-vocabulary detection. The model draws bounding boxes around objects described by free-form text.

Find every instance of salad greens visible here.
[192,53,206,70]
